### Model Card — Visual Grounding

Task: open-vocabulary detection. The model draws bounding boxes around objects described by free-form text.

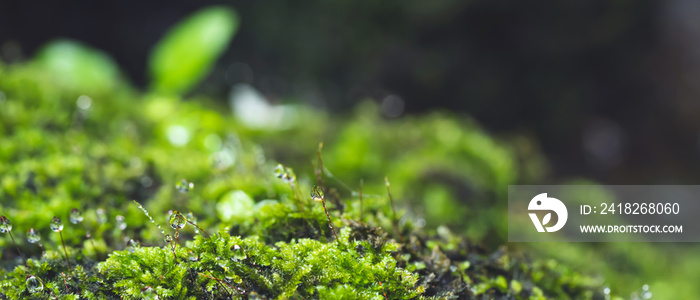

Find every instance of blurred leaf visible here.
[149,6,239,95]
[34,39,122,92]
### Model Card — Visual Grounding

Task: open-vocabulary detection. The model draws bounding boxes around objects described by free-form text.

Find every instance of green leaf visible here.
[34,39,122,93]
[149,6,239,95]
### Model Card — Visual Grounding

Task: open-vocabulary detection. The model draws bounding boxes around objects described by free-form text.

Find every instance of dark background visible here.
[3,0,700,184]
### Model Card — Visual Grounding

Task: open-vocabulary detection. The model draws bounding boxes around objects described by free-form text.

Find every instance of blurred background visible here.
[4,0,700,298]
[5,0,700,185]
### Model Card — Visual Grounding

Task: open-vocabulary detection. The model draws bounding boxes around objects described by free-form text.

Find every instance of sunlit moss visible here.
[0,56,611,299]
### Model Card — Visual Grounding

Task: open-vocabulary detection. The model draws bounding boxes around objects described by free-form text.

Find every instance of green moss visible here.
[0,52,612,299]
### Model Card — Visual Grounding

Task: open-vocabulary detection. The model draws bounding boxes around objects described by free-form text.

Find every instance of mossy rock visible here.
[0,60,611,299]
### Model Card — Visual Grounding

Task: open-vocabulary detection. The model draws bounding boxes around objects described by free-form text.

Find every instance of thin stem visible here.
[185,256,198,291]
[61,272,68,293]
[322,167,355,194]
[290,180,307,211]
[200,272,245,295]
[385,177,403,242]
[187,220,211,238]
[376,276,387,300]
[59,231,72,268]
[169,239,178,263]
[132,200,166,237]
[316,142,326,194]
[320,197,338,241]
[6,230,24,263]
[36,276,58,299]
[359,179,364,221]
[312,185,338,242]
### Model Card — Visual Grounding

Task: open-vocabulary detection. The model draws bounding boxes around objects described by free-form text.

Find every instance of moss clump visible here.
[0,46,613,298]
[98,228,421,299]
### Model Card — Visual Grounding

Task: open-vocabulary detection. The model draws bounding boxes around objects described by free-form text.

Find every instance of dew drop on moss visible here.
[141,286,160,300]
[115,215,127,230]
[27,228,40,243]
[274,164,296,183]
[274,164,285,178]
[311,185,324,202]
[642,284,652,299]
[285,171,296,184]
[140,176,153,188]
[164,234,173,243]
[188,251,198,262]
[70,208,84,224]
[231,244,246,261]
[175,179,193,193]
[168,211,187,230]
[128,239,139,253]
[50,216,63,232]
[25,275,42,293]
[96,208,107,224]
[0,216,11,233]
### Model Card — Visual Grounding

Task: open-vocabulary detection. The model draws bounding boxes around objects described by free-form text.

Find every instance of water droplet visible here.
[284,168,296,184]
[0,216,12,233]
[76,95,92,110]
[128,239,139,253]
[188,251,199,262]
[168,211,187,230]
[311,186,324,202]
[231,244,247,261]
[274,164,285,178]
[381,94,405,118]
[164,234,173,243]
[274,164,296,184]
[115,215,127,230]
[140,176,153,188]
[175,179,193,193]
[212,150,235,170]
[69,208,83,224]
[167,125,191,147]
[186,212,196,222]
[96,208,107,223]
[141,286,160,300]
[27,228,40,243]
[26,275,43,293]
[50,217,63,232]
